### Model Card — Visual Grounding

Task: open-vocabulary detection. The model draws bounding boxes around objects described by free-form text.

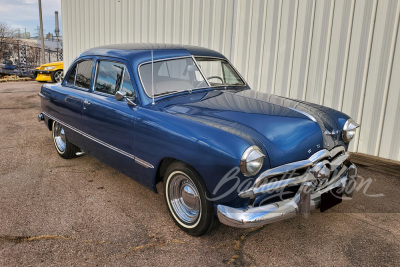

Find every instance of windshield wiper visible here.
[229,82,245,86]
[154,90,179,97]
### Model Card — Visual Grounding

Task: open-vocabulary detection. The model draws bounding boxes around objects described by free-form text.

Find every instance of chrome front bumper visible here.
[217,147,358,228]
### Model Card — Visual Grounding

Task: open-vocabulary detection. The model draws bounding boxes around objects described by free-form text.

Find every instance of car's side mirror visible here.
[115,90,126,101]
[115,90,136,107]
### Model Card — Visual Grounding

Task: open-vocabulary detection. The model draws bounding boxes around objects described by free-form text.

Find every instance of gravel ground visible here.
[0,81,399,266]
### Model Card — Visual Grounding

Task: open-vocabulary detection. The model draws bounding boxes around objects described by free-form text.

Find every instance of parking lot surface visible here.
[0,81,399,266]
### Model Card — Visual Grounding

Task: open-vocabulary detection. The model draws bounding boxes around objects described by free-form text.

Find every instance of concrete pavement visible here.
[0,81,399,266]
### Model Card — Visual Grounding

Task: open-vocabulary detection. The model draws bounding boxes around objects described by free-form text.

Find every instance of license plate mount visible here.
[320,186,343,212]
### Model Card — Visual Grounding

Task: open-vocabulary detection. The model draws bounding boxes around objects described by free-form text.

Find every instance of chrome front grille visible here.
[238,146,348,200]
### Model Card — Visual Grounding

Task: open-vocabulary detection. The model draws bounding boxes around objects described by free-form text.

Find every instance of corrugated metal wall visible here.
[61,0,400,161]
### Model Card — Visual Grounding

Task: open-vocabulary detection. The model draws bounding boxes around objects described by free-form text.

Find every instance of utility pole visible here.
[38,0,45,64]
[55,11,60,61]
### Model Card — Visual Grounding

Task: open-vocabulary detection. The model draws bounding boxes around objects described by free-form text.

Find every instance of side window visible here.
[95,61,126,95]
[222,62,244,85]
[65,59,93,89]
[75,60,94,89]
[94,61,135,97]
[65,65,77,86]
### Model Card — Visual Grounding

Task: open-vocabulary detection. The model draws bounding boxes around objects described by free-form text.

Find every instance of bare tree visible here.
[0,21,15,40]
[0,21,16,62]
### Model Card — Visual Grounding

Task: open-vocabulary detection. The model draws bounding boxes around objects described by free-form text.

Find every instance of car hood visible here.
[40,61,63,67]
[159,89,348,167]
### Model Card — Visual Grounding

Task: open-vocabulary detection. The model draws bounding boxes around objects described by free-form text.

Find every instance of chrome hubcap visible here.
[54,122,66,152]
[168,173,201,224]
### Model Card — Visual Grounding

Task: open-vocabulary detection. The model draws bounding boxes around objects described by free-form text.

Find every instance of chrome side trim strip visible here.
[42,112,154,169]
[135,157,154,169]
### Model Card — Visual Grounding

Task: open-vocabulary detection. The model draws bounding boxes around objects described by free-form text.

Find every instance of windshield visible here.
[139,57,245,98]
[195,57,245,87]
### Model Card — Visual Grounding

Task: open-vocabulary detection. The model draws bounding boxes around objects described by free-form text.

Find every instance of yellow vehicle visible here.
[34,61,63,83]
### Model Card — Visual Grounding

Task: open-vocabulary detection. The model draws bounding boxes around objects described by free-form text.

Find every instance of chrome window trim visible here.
[74,62,78,85]
[120,65,126,89]
[92,60,99,92]
[191,55,211,87]
[42,112,154,169]
[92,90,115,98]
[137,55,248,100]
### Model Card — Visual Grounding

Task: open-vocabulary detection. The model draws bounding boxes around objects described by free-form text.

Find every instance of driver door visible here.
[80,59,139,178]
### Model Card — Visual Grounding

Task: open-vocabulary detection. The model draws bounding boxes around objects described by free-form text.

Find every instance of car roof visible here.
[79,43,227,66]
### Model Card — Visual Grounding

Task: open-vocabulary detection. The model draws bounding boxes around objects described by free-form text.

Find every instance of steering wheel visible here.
[196,76,224,88]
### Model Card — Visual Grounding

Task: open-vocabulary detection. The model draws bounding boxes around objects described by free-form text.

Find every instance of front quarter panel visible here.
[133,106,266,206]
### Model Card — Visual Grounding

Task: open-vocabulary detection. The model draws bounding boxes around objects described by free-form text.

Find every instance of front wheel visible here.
[51,69,63,83]
[164,162,219,236]
[52,121,80,159]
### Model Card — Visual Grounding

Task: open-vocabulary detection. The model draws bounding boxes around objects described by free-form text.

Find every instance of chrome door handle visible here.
[83,100,91,105]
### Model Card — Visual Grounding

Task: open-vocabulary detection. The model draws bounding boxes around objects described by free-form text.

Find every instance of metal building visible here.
[61,0,400,161]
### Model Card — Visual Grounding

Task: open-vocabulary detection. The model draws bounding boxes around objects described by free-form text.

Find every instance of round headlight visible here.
[342,118,359,143]
[240,146,265,177]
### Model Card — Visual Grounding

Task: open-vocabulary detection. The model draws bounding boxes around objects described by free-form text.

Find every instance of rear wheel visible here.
[52,121,80,159]
[164,161,219,236]
[51,69,63,83]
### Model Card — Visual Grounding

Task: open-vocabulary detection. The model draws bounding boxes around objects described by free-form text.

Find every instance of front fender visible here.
[133,107,270,207]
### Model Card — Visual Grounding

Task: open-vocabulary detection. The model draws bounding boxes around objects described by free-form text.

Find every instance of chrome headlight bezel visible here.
[240,146,265,177]
[44,66,55,70]
[342,118,360,143]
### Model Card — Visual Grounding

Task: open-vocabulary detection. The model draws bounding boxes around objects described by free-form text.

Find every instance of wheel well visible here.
[47,118,53,131]
[155,157,176,184]
[155,158,205,187]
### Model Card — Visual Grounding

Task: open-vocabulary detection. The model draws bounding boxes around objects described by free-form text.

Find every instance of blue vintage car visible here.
[38,44,359,235]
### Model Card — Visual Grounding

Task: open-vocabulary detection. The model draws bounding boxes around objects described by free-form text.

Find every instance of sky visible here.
[0,0,62,37]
